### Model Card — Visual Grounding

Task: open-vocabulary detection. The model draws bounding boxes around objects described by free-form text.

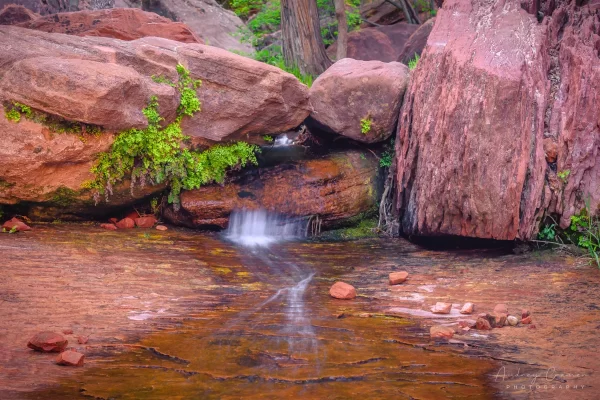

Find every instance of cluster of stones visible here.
[430,303,534,339]
[27,331,86,367]
[329,270,410,300]
[100,212,167,231]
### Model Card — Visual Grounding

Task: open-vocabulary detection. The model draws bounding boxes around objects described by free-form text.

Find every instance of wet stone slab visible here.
[0,225,598,399]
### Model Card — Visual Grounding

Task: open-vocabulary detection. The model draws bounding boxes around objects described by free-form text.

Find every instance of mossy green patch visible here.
[86,64,260,207]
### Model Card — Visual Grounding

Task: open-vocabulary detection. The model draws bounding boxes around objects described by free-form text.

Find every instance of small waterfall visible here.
[225,209,306,247]
[274,133,293,146]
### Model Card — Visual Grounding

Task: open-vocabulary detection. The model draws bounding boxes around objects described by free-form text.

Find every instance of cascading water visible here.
[225,208,307,247]
[223,208,317,355]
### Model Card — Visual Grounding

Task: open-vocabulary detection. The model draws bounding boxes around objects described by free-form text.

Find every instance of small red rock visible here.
[492,313,507,328]
[430,302,452,314]
[388,271,409,285]
[134,216,157,228]
[430,325,455,339]
[56,350,85,366]
[475,317,492,330]
[62,329,73,335]
[125,211,139,220]
[2,217,31,232]
[329,282,356,299]
[522,309,530,319]
[115,217,135,229]
[155,225,168,231]
[493,304,508,314]
[100,223,118,231]
[27,331,68,352]
[521,316,532,324]
[460,302,474,314]
[77,336,89,344]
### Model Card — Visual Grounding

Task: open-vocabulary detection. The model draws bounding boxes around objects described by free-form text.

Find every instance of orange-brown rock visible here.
[493,304,508,314]
[134,216,157,228]
[56,350,85,366]
[475,318,492,331]
[459,303,474,314]
[115,218,135,229]
[430,325,454,339]
[329,282,357,300]
[389,271,409,285]
[100,223,118,231]
[430,302,452,314]
[309,58,409,143]
[164,151,378,228]
[27,331,67,352]
[2,217,31,232]
[18,8,201,43]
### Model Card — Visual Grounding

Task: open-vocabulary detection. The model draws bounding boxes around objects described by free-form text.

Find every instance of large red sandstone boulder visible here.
[327,23,418,62]
[397,17,435,64]
[164,151,379,228]
[0,4,38,25]
[309,58,409,143]
[395,0,600,240]
[27,331,68,352]
[18,8,201,43]
[0,26,310,216]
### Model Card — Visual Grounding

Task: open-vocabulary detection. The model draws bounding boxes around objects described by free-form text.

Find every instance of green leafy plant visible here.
[263,135,274,142]
[5,108,20,122]
[87,64,260,207]
[558,169,570,184]
[569,204,599,267]
[538,223,556,241]
[360,117,372,135]
[251,46,315,86]
[408,54,420,70]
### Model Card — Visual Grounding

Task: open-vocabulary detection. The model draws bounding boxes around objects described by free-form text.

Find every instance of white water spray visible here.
[225,209,306,247]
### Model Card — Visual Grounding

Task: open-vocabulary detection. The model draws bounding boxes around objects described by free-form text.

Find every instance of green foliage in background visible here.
[379,139,395,168]
[252,46,315,86]
[87,64,259,207]
[408,54,420,70]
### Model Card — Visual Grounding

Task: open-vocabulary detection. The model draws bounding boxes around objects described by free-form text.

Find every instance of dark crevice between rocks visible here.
[406,233,516,252]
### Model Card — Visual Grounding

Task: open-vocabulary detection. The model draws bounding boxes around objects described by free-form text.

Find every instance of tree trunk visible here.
[334,0,348,61]
[281,0,332,76]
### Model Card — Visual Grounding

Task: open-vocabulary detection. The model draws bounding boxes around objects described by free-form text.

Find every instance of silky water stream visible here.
[7,210,598,399]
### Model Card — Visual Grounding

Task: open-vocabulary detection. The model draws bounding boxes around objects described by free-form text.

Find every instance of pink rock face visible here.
[394,0,600,240]
[27,331,67,353]
[2,217,31,232]
[396,0,548,240]
[134,216,157,229]
[475,318,492,331]
[18,8,202,44]
[459,302,474,314]
[430,325,454,339]
[56,350,85,367]
[100,223,118,231]
[329,282,357,300]
[493,304,508,314]
[389,271,409,285]
[430,302,452,314]
[115,218,135,230]
[309,58,409,144]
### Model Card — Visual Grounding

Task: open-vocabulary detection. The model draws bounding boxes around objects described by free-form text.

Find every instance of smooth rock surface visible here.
[27,332,67,352]
[329,282,357,300]
[459,302,474,314]
[134,216,157,228]
[309,58,409,143]
[507,315,519,326]
[115,217,135,229]
[493,304,508,314]
[397,17,435,64]
[164,151,379,229]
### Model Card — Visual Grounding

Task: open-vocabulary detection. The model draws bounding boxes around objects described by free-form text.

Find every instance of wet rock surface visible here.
[329,281,357,299]
[56,350,85,367]
[27,332,68,353]
[309,58,409,143]
[0,225,598,399]
[165,151,379,229]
